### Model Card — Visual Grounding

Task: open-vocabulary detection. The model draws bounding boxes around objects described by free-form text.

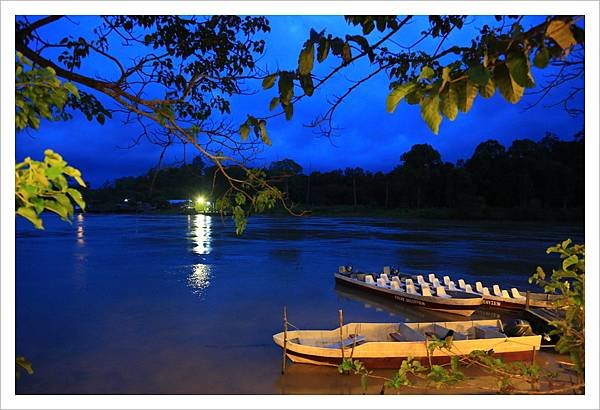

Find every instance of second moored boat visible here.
[335,266,482,317]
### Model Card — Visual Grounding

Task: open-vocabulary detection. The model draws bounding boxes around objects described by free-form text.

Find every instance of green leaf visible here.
[420,94,442,134]
[67,188,86,210]
[262,74,277,90]
[506,51,535,88]
[341,42,352,63]
[360,374,369,391]
[440,86,458,121]
[494,63,524,104]
[386,82,417,113]
[283,103,293,121]
[317,38,330,63]
[418,66,435,81]
[63,82,79,99]
[269,97,280,111]
[405,90,422,105]
[467,65,491,87]
[278,73,294,105]
[16,206,43,229]
[45,166,63,180]
[298,42,314,75]
[258,120,270,145]
[239,123,250,141]
[455,80,478,113]
[43,198,69,221]
[562,255,578,271]
[546,19,577,50]
[478,77,496,99]
[15,357,34,375]
[299,74,314,96]
[533,48,550,69]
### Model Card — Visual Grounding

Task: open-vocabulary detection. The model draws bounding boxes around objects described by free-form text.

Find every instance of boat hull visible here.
[335,274,481,317]
[481,294,558,310]
[274,321,541,369]
[284,349,536,368]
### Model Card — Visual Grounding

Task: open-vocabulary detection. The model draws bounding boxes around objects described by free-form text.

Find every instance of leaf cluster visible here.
[529,239,585,375]
[15,52,79,130]
[15,150,86,229]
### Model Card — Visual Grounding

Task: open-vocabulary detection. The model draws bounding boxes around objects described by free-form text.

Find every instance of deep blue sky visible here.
[16,16,584,187]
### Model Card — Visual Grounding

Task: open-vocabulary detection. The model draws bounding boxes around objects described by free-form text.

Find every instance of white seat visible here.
[501,289,511,298]
[428,273,436,283]
[405,278,414,287]
[416,275,425,285]
[406,284,418,295]
[432,278,441,288]
[383,266,391,275]
[390,281,401,290]
[380,273,390,283]
[448,281,458,291]
[443,275,451,286]
[376,278,387,287]
[421,282,430,290]
[421,286,432,297]
[511,288,526,299]
[464,284,474,293]
[365,275,375,285]
[493,285,503,297]
[482,287,490,296]
[475,281,484,293]
[391,276,400,283]
[458,279,467,289]
[436,286,452,298]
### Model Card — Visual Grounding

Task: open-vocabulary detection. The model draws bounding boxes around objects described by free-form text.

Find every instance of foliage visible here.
[87,133,583,220]
[15,150,86,229]
[530,239,585,375]
[16,15,274,234]
[15,356,34,379]
[16,51,87,229]
[263,16,583,135]
[15,52,79,130]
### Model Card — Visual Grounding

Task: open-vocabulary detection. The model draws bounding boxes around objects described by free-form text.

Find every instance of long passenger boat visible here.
[273,319,541,368]
[405,272,562,310]
[334,267,482,317]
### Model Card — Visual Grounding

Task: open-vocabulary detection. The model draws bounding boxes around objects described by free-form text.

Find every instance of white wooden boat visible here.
[273,319,541,368]
[416,273,562,310]
[335,268,482,317]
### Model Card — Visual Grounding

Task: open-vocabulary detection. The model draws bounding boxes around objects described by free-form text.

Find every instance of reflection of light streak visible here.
[188,264,211,295]
[76,213,85,246]
[191,214,212,255]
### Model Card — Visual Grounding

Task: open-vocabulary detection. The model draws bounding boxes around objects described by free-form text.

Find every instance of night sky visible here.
[16,15,584,187]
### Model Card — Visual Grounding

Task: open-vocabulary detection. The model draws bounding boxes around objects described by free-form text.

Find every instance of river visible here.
[15,214,583,394]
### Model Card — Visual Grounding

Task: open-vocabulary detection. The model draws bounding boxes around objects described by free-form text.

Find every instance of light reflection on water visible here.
[189,214,212,255]
[76,213,85,246]
[187,264,211,295]
[187,214,213,294]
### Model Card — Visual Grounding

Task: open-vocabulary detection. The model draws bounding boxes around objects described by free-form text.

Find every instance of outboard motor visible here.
[503,319,536,337]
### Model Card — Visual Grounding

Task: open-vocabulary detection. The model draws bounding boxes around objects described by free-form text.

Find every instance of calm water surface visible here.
[15,214,583,394]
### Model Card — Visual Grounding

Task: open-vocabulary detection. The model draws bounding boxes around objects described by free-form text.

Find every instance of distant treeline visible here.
[85,132,584,220]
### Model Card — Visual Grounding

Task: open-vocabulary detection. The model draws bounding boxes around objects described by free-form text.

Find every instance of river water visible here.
[15,214,583,394]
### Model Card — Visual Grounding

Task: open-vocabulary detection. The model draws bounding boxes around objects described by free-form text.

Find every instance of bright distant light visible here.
[206,201,211,207]
[196,196,205,205]
[124,198,129,203]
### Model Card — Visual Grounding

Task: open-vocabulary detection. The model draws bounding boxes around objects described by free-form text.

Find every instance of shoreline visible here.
[276,350,580,395]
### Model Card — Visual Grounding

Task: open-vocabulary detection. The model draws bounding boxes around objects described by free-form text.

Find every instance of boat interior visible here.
[338,267,550,302]
[289,320,508,348]
[340,270,481,299]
